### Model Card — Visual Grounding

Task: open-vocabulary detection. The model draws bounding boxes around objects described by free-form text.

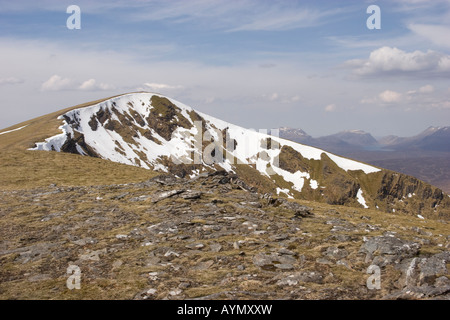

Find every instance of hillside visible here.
[280,127,450,193]
[13,92,448,219]
[0,92,449,300]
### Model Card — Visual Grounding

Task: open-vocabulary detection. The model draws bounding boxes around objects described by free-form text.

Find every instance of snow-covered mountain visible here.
[30,92,448,215]
[379,126,450,152]
[279,127,379,153]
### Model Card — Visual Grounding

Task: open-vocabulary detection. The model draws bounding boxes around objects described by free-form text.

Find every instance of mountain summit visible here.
[14,92,446,218]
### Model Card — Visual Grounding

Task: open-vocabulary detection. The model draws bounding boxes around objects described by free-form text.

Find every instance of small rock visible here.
[79,249,107,262]
[148,272,159,281]
[72,237,97,246]
[276,277,298,286]
[112,260,123,268]
[169,289,182,296]
[270,234,289,242]
[324,246,349,260]
[316,258,333,265]
[181,190,202,200]
[359,235,421,266]
[192,260,214,270]
[112,192,129,200]
[134,288,157,300]
[274,263,294,270]
[185,243,205,250]
[435,276,450,287]
[151,190,185,203]
[210,243,222,252]
[278,248,296,256]
[178,282,191,289]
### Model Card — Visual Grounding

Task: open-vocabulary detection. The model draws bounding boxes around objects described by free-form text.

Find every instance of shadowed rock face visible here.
[31,92,450,218]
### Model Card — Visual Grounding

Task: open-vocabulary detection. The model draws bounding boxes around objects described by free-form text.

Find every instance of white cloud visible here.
[228,7,341,32]
[418,84,434,93]
[143,82,183,91]
[408,24,450,49]
[345,47,450,77]
[379,90,402,103]
[125,0,346,32]
[0,77,23,85]
[79,79,114,91]
[41,75,73,91]
[325,104,336,112]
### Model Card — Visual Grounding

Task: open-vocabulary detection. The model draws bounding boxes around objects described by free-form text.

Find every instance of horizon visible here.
[0,0,449,137]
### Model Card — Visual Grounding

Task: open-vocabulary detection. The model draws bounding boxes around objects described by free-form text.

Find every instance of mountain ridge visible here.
[2,92,446,218]
[279,126,450,193]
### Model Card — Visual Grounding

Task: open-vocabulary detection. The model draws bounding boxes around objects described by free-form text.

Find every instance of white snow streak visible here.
[0,125,27,135]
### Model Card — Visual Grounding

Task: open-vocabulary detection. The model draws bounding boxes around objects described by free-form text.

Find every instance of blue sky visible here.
[0,0,449,136]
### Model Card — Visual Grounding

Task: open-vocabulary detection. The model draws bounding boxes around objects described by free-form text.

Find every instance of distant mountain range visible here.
[279,126,450,192]
[279,126,450,153]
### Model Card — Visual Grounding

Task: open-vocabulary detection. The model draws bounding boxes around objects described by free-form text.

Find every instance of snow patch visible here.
[356,188,369,209]
[0,125,27,135]
[276,187,293,199]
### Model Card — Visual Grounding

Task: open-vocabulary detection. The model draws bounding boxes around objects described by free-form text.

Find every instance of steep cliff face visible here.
[30,92,450,218]
[374,171,448,218]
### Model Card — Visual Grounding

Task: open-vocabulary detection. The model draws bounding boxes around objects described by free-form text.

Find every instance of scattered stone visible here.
[112,192,129,200]
[169,289,182,296]
[28,274,52,282]
[180,190,202,200]
[359,235,421,266]
[316,258,333,265]
[253,253,297,270]
[278,248,296,256]
[209,243,222,253]
[134,288,157,300]
[192,260,214,270]
[79,248,107,262]
[151,190,185,203]
[336,259,351,269]
[178,282,191,289]
[279,201,313,217]
[164,250,180,260]
[185,243,205,250]
[270,234,289,242]
[71,237,97,246]
[324,246,349,260]
[275,271,323,286]
[411,226,433,237]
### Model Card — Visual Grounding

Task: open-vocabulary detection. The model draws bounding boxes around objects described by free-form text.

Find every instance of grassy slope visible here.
[0,93,158,189]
